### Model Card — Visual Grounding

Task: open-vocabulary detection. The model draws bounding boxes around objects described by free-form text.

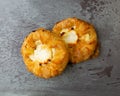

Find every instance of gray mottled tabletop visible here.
[0,0,120,96]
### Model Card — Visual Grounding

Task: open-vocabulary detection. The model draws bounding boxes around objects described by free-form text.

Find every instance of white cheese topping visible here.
[60,29,78,44]
[29,41,52,63]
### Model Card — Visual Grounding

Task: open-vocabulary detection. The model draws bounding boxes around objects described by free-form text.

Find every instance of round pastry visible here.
[21,28,69,79]
[52,17,99,64]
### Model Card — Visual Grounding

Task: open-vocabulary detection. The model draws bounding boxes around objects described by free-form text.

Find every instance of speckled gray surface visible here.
[0,0,120,96]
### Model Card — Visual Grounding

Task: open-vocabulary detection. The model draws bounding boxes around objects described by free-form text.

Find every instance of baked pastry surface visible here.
[53,17,99,64]
[21,28,69,78]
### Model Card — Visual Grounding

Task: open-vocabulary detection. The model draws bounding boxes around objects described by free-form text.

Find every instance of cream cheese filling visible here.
[60,28,78,44]
[29,40,54,63]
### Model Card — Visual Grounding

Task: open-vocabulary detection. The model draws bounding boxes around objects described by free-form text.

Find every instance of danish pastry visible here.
[21,28,69,78]
[52,17,99,64]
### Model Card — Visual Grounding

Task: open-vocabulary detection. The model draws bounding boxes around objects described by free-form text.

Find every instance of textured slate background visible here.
[0,0,120,96]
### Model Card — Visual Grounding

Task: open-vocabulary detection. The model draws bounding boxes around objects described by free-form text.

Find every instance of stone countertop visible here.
[0,0,120,96]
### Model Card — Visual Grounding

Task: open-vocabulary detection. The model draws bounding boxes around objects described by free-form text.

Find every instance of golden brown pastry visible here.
[52,17,99,64]
[21,28,69,79]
